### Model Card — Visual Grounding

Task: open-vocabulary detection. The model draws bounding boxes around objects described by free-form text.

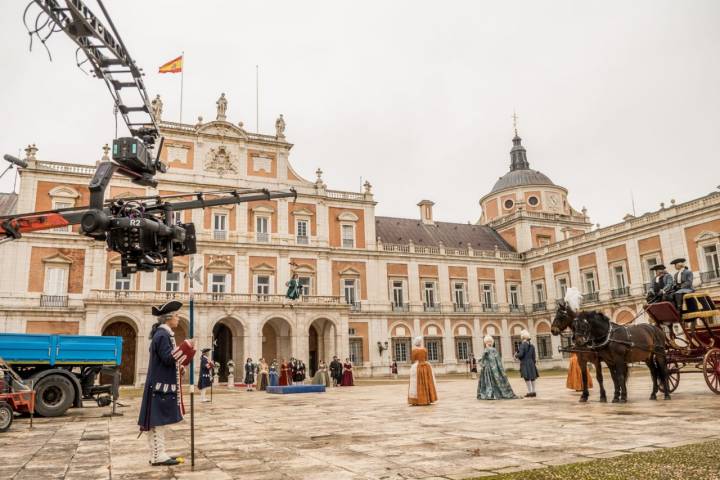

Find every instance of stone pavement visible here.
[1,372,719,480]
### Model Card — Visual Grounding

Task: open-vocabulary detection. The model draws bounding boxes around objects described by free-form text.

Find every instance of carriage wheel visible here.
[703,348,720,394]
[659,361,680,394]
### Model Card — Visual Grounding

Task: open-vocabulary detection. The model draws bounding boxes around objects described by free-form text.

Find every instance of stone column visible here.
[408,262,421,306]
[472,317,482,357]
[438,263,451,306]
[500,318,513,363]
[442,317,456,367]
[596,247,611,301]
[413,317,421,338]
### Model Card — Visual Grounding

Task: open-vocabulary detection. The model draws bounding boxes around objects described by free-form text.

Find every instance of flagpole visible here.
[180,51,185,123]
[256,64,259,133]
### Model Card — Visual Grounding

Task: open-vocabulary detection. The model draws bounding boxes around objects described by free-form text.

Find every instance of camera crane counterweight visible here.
[4,0,298,274]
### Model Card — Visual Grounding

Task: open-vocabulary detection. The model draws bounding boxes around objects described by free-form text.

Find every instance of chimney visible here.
[417,200,435,225]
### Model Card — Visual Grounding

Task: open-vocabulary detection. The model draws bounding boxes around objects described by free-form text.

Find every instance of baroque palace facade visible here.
[1,104,719,386]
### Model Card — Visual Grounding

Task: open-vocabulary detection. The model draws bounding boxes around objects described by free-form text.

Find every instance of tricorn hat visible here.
[670,258,686,265]
[201,348,211,354]
[650,264,666,271]
[151,300,183,317]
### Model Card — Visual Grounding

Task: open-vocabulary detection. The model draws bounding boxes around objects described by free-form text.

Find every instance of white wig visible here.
[483,335,494,346]
[564,287,583,313]
[413,336,423,347]
[520,329,531,340]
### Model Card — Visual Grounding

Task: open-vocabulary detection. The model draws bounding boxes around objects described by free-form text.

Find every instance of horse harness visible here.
[573,316,664,357]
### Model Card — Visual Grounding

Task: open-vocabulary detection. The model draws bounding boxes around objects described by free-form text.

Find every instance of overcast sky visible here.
[1,1,718,227]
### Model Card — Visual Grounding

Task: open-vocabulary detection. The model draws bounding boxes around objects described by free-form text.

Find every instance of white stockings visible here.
[148,426,171,464]
[525,380,536,393]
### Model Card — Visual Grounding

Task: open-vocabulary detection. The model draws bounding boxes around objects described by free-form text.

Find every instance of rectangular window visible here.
[509,284,520,307]
[644,256,659,283]
[425,339,442,362]
[341,224,355,248]
[256,275,270,295]
[704,245,719,272]
[561,335,572,358]
[614,265,626,288]
[392,338,410,363]
[172,210,183,225]
[165,272,181,292]
[296,219,309,244]
[343,278,357,305]
[423,281,436,307]
[52,201,73,232]
[44,266,68,295]
[534,282,545,302]
[481,283,494,307]
[114,270,131,290]
[211,274,226,293]
[453,282,466,307]
[256,216,269,242]
[584,271,596,293]
[455,338,471,361]
[537,335,552,360]
[349,338,363,364]
[391,280,404,307]
[557,277,568,298]
[298,276,311,296]
[213,213,227,240]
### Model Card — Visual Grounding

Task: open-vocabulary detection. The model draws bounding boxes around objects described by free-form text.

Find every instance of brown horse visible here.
[572,311,670,403]
[551,300,608,402]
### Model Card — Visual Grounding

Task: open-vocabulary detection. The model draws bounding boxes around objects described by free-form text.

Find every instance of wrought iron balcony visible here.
[423,303,440,312]
[349,302,362,312]
[611,286,630,298]
[256,232,270,243]
[532,301,547,312]
[391,302,409,312]
[583,292,599,303]
[701,269,720,284]
[481,303,499,312]
[90,290,343,306]
[213,230,227,241]
[40,295,68,307]
[453,303,470,312]
[296,235,309,245]
[509,304,525,313]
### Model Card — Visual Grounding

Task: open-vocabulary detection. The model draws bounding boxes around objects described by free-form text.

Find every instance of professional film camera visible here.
[1,0,297,274]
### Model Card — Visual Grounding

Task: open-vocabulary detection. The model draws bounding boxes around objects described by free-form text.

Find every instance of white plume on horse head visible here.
[564,287,583,313]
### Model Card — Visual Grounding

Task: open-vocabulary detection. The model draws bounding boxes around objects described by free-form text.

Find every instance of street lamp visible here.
[377,341,389,355]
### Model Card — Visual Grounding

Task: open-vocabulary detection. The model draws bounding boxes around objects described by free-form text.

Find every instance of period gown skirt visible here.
[566,353,593,391]
[408,348,438,406]
[269,370,279,387]
[258,372,269,391]
[477,348,518,400]
[312,369,331,386]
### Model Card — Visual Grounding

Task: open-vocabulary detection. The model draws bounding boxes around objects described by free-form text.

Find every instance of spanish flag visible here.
[159,55,183,74]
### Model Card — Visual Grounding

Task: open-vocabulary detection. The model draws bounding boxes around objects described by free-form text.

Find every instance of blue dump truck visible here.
[0,333,122,417]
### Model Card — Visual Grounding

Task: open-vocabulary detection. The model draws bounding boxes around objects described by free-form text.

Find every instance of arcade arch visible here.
[261,317,293,364]
[308,317,339,376]
[101,316,138,385]
[211,317,245,382]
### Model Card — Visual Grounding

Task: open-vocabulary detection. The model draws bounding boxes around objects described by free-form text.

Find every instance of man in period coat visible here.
[670,258,695,310]
[648,264,674,303]
[199,348,214,402]
[138,301,194,466]
[329,355,343,387]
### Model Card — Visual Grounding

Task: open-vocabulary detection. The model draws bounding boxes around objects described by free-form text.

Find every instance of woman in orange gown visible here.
[566,353,593,391]
[408,337,438,406]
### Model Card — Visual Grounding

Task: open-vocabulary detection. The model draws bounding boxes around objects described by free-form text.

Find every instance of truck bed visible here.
[0,333,122,366]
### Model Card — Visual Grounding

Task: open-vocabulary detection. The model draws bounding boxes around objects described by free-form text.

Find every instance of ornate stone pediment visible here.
[207,255,233,270]
[205,145,238,175]
[196,121,247,140]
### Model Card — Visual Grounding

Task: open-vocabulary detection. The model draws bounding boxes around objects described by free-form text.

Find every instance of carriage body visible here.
[644,293,720,394]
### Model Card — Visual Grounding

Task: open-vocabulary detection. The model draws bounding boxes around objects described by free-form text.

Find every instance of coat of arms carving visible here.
[205,145,237,175]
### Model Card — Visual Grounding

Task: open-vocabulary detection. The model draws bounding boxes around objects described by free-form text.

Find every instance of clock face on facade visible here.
[548,193,560,211]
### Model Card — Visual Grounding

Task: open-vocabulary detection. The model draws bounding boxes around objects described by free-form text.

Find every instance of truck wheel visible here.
[34,376,74,417]
[0,402,13,432]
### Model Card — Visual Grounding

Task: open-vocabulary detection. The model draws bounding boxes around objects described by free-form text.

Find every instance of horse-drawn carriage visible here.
[644,293,720,394]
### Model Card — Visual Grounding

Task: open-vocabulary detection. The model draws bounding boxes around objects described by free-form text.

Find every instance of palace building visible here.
[1,101,719,385]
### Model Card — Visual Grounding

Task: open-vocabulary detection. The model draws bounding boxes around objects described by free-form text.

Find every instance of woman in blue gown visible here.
[269,360,279,386]
[477,335,518,400]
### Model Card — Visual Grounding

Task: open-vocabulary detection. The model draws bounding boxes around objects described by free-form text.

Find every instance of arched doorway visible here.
[261,318,293,363]
[212,318,244,382]
[308,318,338,376]
[102,319,137,385]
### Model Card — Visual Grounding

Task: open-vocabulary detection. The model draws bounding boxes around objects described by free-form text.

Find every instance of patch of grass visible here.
[470,440,720,480]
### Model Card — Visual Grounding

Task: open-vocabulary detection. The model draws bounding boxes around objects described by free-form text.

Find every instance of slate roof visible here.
[0,193,17,216]
[490,169,555,194]
[375,216,514,251]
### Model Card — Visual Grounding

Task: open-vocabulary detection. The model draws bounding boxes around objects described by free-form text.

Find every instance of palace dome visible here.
[487,134,556,195]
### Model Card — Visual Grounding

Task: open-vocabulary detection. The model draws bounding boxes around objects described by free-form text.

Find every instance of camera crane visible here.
[1,0,297,275]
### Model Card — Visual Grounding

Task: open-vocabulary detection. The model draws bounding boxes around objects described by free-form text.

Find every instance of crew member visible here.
[199,348,214,402]
[670,258,694,310]
[138,300,195,466]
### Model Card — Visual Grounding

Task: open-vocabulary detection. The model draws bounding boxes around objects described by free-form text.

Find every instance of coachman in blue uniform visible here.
[138,301,194,466]
[199,348,214,402]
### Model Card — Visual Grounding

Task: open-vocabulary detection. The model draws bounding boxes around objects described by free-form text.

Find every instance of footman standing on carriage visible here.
[648,264,674,303]
[670,258,694,310]
[138,301,196,466]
